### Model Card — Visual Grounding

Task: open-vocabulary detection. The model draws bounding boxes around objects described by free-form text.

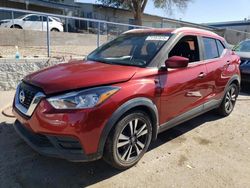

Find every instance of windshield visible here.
[87,33,171,67]
[233,40,250,52]
[16,15,27,19]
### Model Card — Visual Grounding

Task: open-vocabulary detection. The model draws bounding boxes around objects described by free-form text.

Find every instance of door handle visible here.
[198,72,206,79]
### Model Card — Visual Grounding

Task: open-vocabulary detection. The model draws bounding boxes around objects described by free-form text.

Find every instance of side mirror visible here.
[165,56,189,68]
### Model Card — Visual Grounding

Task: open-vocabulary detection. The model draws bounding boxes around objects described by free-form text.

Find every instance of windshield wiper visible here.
[87,57,144,67]
[105,56,132,60]
[86,57,114,65]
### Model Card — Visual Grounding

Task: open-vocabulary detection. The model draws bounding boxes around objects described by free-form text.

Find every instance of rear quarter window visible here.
[216,40,225,56]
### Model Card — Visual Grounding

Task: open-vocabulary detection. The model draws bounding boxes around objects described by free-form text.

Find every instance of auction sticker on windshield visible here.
[146,36,170,41]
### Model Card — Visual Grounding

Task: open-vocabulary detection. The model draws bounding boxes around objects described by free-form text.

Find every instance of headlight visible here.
[47,86,120,109]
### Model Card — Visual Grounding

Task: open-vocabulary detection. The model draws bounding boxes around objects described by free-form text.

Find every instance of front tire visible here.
[104,111,152,170]
[10,25,22,29]
[217,83,239,116]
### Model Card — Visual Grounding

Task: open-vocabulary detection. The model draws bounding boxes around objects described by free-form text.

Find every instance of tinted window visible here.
[216,40,225,56]
[42,16,47,21]
[169,35,200,63]
[41,16,53,22]
[203,37,219,60]
[25,15,40,21]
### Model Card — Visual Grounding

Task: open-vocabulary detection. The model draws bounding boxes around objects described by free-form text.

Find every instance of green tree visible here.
[97,0,192,25]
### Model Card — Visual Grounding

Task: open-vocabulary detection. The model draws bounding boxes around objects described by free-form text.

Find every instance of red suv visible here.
[13,27,240,169]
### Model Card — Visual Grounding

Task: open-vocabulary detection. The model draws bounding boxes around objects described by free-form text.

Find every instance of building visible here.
[207,20,250,33]
[0,0,80,15]
[207,20,250,44]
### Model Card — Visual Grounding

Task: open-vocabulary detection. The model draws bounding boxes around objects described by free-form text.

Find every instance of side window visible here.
[25,15,40,21]
[42,16,48,22]
[42,16,52,22]
[203,37,219,60]
[169,36,200,63]
[216,40,225,56]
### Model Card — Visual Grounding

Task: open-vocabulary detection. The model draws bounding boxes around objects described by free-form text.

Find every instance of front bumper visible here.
[12,82,121,162]
[13,120,100,162]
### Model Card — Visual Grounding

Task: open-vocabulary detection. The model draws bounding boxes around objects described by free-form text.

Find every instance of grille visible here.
[18,82,40,109]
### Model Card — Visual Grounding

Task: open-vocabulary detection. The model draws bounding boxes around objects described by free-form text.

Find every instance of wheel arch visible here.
[226,75,241,94]
[97,97,159,156]
[219,75,241,105]
[231,79,240,91]
[51,28,60,32]
[10,24,22,29]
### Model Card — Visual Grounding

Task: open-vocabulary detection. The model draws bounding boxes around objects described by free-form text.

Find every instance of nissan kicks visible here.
[13,27,241,169]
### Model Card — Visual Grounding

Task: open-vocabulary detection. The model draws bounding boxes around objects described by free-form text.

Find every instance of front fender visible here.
[97,97,159,156]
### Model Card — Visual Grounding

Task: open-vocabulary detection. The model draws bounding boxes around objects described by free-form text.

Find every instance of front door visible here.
[159,35,209,125]
[22,15,42,31]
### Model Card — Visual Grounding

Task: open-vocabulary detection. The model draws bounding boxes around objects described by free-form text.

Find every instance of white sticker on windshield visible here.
[146,36,169,41]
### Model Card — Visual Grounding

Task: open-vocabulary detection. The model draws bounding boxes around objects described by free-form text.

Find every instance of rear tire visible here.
[103,111,152,170]
[217,83,239,116]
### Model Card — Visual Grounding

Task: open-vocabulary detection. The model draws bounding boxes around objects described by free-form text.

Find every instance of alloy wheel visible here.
[225,86,237,114]
[116,118,149,162]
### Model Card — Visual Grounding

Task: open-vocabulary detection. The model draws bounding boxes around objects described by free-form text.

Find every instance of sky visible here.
[78,0,250,24]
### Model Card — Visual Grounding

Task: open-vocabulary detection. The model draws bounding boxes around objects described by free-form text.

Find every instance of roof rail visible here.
[173,27,220,37]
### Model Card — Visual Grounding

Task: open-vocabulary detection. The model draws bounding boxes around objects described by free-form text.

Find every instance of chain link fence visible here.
[0,7,150,60]
[1,7,250,60]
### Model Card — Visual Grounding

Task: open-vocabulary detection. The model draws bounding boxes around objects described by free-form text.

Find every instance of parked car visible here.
[12,27,240,169]
[233,39,250,85]
[0,14,64,32]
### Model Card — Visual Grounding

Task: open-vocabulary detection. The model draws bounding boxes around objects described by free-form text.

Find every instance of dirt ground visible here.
[0,90,250,188]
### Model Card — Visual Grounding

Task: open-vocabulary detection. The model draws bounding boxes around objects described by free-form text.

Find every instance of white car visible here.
[0,14,64,32]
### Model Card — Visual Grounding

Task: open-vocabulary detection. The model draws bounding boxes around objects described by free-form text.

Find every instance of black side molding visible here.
[97,97,159,156]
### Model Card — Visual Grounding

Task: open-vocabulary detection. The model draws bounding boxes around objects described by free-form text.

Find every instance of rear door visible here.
[201,37,231,101]
[159,35,210,124]
[41,16,53,31]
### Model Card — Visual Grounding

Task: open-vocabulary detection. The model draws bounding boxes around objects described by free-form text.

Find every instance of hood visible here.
[1,19,22,23]
[0,19,11,22]
[24,60,138,94]
[235,52,250,59]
